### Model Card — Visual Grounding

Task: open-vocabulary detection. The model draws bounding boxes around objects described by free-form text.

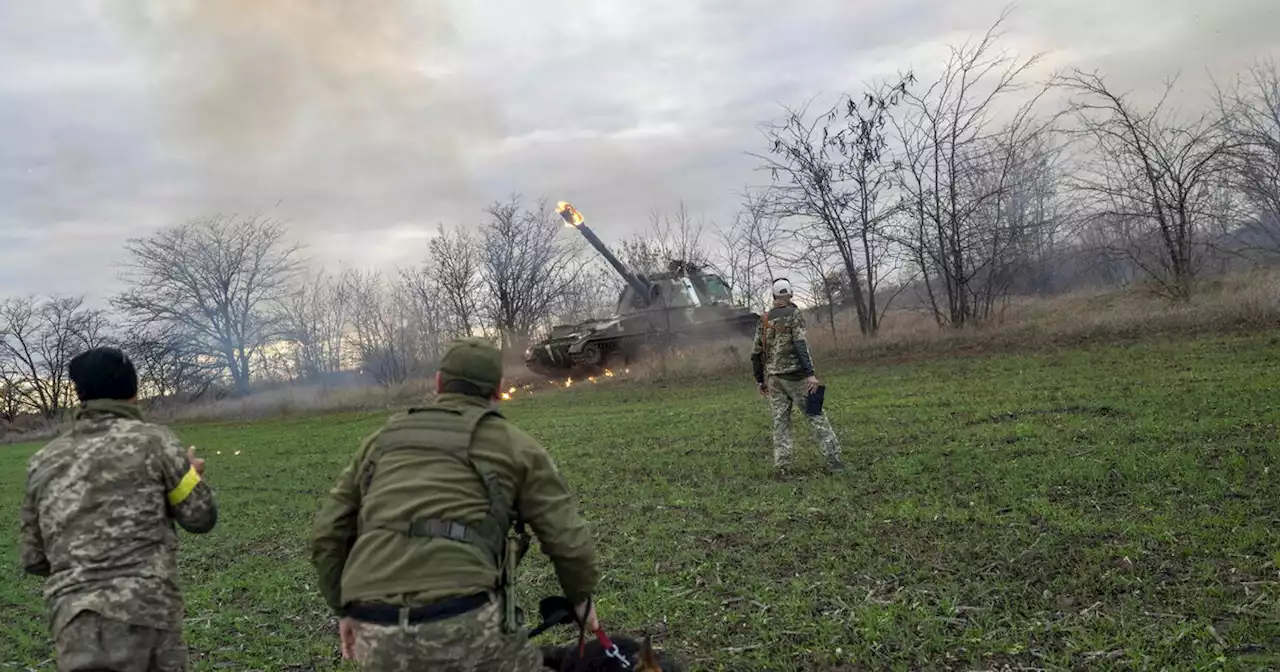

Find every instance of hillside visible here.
[1,332,1277,671]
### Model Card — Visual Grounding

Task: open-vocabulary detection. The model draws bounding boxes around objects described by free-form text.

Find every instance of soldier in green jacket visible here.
[751,278,844,478]
[310,337,600,670]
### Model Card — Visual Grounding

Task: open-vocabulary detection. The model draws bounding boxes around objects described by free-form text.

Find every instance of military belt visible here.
[344,591,490,625]
[361,517,485,544]
[407,518,474,542]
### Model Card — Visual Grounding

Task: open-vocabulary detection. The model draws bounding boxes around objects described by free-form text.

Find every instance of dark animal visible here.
[541,635,681,671]
[530,596,683,671]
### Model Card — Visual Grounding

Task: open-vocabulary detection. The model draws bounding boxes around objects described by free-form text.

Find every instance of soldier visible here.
[751,278,844,478]
[310,336,601,671]
[20,346,219,671]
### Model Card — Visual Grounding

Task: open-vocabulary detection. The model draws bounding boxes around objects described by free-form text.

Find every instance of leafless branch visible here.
[111,213,304,394]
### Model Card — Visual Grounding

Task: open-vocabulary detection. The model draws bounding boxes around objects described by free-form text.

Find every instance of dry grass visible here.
[808,269,1280,365]
[617,269,1280,388]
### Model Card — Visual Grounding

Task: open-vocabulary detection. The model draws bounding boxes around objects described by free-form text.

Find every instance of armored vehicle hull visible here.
[524,307,759,378]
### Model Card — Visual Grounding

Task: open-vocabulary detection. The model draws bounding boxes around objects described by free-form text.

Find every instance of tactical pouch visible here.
[804,385,826,416]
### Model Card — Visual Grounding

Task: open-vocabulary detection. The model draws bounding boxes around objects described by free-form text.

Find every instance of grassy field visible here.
[1,332,1277,671]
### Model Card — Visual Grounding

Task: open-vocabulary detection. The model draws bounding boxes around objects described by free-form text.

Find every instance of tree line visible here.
[0,194,731,419]
[4,11,1280,420]
[756,11,1280,332]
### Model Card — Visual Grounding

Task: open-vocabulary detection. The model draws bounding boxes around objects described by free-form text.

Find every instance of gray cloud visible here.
[1,0,1277,306]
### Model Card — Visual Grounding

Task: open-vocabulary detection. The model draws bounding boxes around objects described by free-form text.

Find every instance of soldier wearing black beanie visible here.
[68,346,138,402]
[22,344,217,670]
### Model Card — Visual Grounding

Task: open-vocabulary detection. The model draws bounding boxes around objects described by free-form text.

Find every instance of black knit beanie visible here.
[69,346,139,402]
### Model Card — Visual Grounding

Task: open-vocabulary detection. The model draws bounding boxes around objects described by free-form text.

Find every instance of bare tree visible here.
[0,373,21,423]
[0,295,109,418]
[615,237,669,279]
[755,70,915,335]
[344,269,414,387]
[428,223,484,338]
[396,265,447,372]
[795,241,846,341]
[889,9,1053,325]
[478,195,584,350]
[1062,70,1236,300]
[549,261,622,325]
[712,189,788,313]
[613,202,713,281]
[647,202,712,271]
[120,327,219,402]
[1002,131,1075,295]
[278,267,351,384]
[1215,58,1280,256]
[0,299,44,417]
[112,214,303,394]
[954,120,1063,320]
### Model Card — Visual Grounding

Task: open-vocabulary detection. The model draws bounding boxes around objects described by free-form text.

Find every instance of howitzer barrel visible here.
[557,202,652,304]
[577,223,653,301]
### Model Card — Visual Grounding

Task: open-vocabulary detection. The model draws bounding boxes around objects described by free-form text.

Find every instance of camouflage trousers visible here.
[351,597,544,671]
[768,376,841,469]
[55,610,186,672]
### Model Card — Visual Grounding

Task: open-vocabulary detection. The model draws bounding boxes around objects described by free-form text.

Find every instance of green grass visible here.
[2,333,1278,671]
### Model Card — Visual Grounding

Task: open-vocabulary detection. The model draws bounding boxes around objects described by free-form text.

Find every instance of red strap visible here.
[578,628,622,662]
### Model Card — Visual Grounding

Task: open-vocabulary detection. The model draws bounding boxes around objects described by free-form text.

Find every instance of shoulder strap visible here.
[455,406,511,543]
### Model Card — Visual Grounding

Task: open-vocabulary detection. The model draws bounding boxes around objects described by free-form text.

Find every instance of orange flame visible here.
[500,392,511,400]
[604,369,614,377]
[556,201,584,228]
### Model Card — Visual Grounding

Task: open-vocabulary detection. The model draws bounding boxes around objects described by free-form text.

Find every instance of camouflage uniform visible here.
[751,298,843,473]
[351,599,543,671]
[20,399,219,672]
[311,337,599,671]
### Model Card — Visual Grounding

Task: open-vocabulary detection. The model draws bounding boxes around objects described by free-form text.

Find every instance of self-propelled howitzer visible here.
[522,202,760,378]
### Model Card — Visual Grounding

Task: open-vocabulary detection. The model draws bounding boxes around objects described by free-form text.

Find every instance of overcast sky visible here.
[2,0,1277,306]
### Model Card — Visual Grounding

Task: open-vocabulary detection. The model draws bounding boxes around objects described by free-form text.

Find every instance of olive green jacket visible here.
[309,394,599,613]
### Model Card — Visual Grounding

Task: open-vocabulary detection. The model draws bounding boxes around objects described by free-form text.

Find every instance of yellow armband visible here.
[167,466,201,506]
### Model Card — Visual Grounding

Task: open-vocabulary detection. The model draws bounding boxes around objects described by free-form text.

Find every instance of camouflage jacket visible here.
[751,300,816,382]
[20,399,218,636]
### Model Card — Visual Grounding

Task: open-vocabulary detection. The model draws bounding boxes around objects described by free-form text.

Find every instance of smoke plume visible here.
[107,0,503,217]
